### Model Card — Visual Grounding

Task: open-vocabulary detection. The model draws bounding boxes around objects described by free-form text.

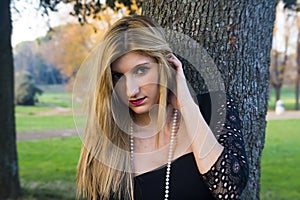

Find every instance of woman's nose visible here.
[126,76,139,97]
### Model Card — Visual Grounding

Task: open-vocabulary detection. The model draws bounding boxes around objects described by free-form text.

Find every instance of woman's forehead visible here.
[111,52,156,73]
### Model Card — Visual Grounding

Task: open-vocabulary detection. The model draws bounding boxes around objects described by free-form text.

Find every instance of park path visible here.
[266,110,300,120]
[17,111,300,141]
[17,128,78,141]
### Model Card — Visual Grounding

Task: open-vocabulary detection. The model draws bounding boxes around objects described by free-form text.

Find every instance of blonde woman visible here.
[74,15,248,200]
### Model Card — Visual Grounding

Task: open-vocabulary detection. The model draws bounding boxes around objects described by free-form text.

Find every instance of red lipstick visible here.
[130,97,146,106]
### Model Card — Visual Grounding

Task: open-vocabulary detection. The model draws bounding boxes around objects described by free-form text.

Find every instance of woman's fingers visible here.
[166,54,193,109]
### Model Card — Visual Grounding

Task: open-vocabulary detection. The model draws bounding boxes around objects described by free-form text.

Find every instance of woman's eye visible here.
[135,66,149,75]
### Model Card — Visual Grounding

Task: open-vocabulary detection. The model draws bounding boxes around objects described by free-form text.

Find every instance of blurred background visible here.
[8,0,300,199]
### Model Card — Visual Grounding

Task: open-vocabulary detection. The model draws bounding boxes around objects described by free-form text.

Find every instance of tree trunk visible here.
[0,0,22,198]
[296,30,300,110]
[296,71,299,110]
[142,1,276,199]
[275,86,281,102]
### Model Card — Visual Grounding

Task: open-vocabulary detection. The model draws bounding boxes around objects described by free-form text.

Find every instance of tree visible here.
[270,3,293,102]
[0,0,21,198]
[38,23,105,84]
[296,17,300,110]
[142,1,276,199]
[14,41,65,85]
[15,72,43,106]
[283,0,300,110]
[270,49,286,101]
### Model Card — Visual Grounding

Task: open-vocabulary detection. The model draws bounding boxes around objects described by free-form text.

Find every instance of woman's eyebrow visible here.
[132,62,151,69]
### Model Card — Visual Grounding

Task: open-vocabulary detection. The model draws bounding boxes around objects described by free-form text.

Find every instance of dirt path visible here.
[266,110,300,120]
[17,110,300,141]
[17,106,77,141]
[17,128,78,141]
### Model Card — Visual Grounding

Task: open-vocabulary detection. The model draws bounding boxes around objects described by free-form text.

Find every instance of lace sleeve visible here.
[201,95,249,200]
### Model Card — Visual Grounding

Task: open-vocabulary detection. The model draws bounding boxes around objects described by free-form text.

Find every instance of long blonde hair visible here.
[76,15,175,200]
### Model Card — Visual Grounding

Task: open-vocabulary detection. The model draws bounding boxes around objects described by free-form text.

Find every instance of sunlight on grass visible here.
[18,137,82,199]
[15,106,53,115]
[38,92,71,108]
[261,119,300,200]
[16,119,300,199]
[16,115,75,132]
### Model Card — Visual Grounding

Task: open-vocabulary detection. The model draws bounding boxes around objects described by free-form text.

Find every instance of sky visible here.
[10,1,299,55]
[274,1,298,55]
[11,1,76,47]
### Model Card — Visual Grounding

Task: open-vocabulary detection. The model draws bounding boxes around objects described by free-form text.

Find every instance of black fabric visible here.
[134,153,215,200]
[132,92,249,200]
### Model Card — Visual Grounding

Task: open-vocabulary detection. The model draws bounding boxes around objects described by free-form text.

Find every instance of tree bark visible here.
[296,30,300,110]
[0,0,22,198]
[142,1,276,199]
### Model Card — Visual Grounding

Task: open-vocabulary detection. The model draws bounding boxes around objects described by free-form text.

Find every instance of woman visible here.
[74,15,249,200]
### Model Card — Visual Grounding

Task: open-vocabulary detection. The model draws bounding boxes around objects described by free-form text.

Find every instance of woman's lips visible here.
[129,97,146,106]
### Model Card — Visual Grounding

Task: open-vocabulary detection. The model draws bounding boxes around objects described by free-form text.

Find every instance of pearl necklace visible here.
[130,109,179,200]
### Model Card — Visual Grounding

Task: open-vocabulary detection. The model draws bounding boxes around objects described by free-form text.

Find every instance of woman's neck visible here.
[132,111,154,126]
[131,105,174,139]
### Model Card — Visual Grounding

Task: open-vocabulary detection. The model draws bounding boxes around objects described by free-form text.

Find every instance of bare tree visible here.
[270,49,286,101]
[296,17,300,110]
[282,0,300,110]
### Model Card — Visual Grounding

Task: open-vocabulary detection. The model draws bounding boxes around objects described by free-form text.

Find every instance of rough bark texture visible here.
[0,0,22,198]
[142,1,276,199]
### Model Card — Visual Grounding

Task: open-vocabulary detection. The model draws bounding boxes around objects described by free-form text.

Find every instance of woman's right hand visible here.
[166,54,195,110]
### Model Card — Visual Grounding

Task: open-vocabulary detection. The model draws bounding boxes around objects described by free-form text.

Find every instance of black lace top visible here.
[133,92,249,200]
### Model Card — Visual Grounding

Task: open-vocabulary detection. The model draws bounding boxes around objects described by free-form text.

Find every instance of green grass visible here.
[38,92,71,108]
[16,119,300,199]
[15,106,53,115]
[14,84,299,198]
[16,115,75,132]
[16,87,74,132]
[260,119,300,200]
[17,137,81,200]
[268,87,298,110]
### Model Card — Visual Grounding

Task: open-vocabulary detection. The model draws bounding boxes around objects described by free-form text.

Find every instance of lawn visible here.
[260,119,300,200]
[15,85,299,199]
[18,137,82,200]
[37,92,72,108]
[16,118,300,199]
[16,88,75,132]
[16,115,75,132]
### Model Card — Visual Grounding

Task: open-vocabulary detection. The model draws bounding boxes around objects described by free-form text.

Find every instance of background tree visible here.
[14,41,65,85]
[283,0,300,110]
[270,3,293,102]
[0,0,21,198]
[270,50,286,101]
[15,72,43,106]
[38,23,105,84]
[297,17,300,110]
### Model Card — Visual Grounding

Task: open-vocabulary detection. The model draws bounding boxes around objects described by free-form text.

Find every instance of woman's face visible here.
[111,51,160,115]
